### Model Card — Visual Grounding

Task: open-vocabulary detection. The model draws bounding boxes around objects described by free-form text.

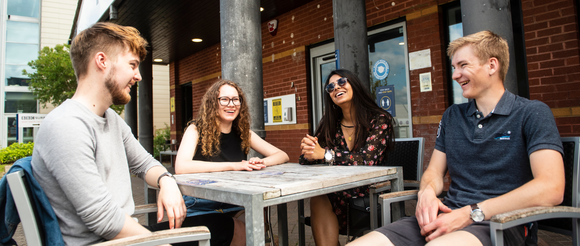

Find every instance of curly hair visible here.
[188,80,251,157]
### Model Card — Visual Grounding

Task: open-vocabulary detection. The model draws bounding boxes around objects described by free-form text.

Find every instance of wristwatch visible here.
[324,149,335,165]
[157,172,175,188]
[470,203,485,222]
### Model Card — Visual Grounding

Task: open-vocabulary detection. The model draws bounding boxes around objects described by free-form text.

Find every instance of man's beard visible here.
[104,66,131,105]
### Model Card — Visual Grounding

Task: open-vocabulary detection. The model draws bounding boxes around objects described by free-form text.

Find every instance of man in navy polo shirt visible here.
[349,31,565,246]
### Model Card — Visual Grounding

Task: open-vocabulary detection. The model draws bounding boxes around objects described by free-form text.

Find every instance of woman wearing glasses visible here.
[175,79,289,245]
[300,69,395,245]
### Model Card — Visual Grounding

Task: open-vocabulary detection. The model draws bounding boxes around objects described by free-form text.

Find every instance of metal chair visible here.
[377,137,580,246]
[369,137,425,229]
[7,164,211,246]
[490,136,580,246]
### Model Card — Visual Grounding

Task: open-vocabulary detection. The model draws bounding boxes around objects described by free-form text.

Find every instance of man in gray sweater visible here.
[31,22,240,245]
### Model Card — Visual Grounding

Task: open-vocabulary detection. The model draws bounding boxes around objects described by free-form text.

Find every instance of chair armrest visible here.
[379,190,418,201]
[92,226,211,246]
[134,204,158,215]
[370,180,421,193]
[491,206,580,224]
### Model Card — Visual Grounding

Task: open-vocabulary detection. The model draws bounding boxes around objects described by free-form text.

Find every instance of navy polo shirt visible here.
[435,90,563,209]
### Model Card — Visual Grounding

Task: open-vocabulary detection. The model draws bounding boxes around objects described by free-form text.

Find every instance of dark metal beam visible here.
[220,0,265,139]
[333,0,370,91]
[460,0,519,95]
[139,50,154,154]
[125,86,138,139]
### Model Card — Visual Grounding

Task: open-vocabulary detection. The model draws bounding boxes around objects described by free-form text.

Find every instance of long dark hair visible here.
[314,69,395,151]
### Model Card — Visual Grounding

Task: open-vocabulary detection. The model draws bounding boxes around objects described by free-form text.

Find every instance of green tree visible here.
[22,44,124,114]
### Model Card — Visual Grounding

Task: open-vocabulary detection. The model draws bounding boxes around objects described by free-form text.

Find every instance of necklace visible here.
[340,122,355,128]
[342,126,355,141]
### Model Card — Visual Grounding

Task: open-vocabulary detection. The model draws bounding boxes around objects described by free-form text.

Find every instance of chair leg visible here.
[574,218,579,246]
[490,223,504,246]
[199,239,210,246]
[380,200,392,226]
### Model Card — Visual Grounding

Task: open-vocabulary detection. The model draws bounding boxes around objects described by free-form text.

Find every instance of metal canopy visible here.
[76,0,312,65]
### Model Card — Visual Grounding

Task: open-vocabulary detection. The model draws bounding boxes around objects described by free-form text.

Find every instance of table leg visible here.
[245,198,266,246]
[298,200,305,246]
[277,204,288,246]
[391,167,404,222]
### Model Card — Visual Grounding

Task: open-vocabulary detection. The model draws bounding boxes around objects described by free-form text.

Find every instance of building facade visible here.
[168,0,580,169]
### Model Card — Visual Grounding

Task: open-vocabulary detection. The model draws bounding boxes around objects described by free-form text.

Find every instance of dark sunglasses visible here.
[325,77,348,94]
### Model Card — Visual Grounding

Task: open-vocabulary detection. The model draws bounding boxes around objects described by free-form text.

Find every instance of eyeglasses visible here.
[218,97,242,106]
[325,77,348,93]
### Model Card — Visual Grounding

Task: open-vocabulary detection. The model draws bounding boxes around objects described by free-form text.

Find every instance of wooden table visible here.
[175,163,403,246]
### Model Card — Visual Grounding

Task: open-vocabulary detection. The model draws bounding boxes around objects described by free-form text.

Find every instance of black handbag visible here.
[346,196,380,239]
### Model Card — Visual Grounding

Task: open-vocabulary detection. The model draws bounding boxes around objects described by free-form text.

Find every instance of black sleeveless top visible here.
[192,127,247,162]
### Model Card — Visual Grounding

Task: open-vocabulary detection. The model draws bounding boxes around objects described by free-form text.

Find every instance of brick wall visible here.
[522,0,580,136]
[170,0,580,170]
[169,0,453,166]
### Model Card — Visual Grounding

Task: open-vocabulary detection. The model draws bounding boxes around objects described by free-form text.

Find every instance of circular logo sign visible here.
[372,59,390,80]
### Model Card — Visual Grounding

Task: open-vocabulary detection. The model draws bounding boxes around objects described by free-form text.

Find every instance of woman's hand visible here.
[232,160,266,171]
[300,134,324,161]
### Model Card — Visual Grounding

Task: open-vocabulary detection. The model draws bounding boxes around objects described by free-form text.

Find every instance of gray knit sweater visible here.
[32,99,160,245]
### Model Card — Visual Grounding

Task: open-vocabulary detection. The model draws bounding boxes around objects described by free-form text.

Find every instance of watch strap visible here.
[157,172,175,188]
[470,203,479,210]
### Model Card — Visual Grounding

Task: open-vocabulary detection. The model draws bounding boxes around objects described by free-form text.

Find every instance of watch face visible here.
[471,210,484,222]
[325,152,332,161]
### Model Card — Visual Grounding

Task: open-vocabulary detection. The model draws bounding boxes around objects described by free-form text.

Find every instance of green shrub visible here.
[0,142,34,164]
[153,124,170,159]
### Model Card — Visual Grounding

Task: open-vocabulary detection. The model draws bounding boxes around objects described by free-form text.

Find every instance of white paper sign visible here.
[409,49,431,70]
[420,72,432,92]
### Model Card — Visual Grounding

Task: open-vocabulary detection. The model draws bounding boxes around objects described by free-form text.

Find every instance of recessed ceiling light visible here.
[192,38,203,43]
[399,42,405,45]
[153,58,163,62]
[260,7,264,12]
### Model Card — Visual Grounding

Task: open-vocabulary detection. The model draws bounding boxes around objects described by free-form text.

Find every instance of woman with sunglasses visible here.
[175,79,289,246]
[300,69,395,245]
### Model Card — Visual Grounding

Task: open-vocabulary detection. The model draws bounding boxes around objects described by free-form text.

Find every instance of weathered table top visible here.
[175,163,399,200]
[175,163,402,246]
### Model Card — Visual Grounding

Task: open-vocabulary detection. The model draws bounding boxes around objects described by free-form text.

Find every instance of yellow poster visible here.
[272,99,282,123]
[170,97,175,112]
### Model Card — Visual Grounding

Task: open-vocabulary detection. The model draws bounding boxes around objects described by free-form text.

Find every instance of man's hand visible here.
[421,205,472,242]
[415,187,451,235]
[157,177,186,229]
[300,135,324,161]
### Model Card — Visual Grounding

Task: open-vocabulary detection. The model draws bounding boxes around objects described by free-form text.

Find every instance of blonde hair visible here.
[447,30,509,81]
[70,22,148,80]
[188,80,251,157]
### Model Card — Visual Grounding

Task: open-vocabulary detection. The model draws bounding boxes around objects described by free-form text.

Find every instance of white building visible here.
[0,0,170,148]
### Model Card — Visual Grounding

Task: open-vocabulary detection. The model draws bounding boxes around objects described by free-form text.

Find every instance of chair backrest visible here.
[538,137,580,235]
[7,170,44,246]
[384,137,425,182]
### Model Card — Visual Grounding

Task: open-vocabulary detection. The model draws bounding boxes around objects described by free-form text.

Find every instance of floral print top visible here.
[299,113,393,166]
[299,113,394,229]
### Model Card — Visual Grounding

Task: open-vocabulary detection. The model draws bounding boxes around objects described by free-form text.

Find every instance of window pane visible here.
[5,43,38,65]
[5,65,33,86]
[7,117,17,146]
[7,0,40,18]
[6,21,39,43]
[5,92,37,113]
[368,27,410,138]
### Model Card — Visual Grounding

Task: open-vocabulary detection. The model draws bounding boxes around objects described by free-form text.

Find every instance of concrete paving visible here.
[10,174,573,245]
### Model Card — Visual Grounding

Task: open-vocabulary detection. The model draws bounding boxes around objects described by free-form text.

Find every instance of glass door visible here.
[368,22,412,138]
[309,42,335,133]
[309,22,412,138]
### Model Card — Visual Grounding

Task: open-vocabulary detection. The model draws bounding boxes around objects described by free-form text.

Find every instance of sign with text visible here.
[375,85,396,117]
[17,113,47,128]
[272,99,282,123]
